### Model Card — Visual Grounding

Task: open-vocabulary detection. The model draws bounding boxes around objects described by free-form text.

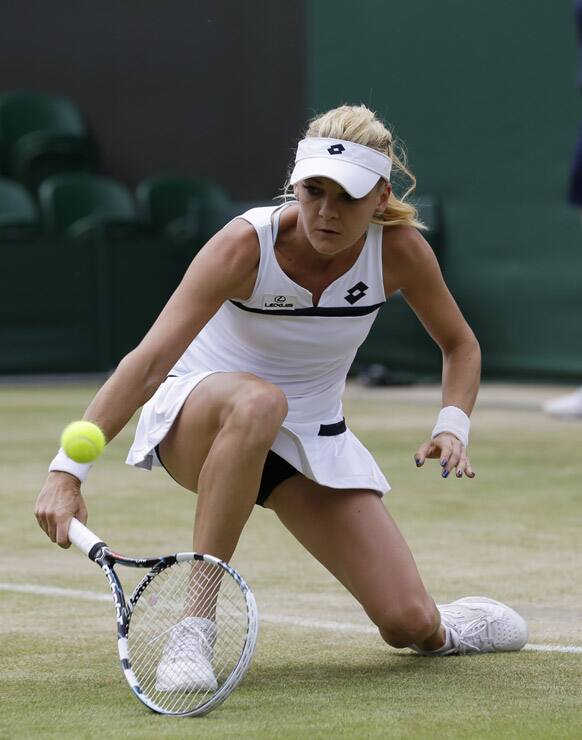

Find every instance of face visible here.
[294,177,390,256]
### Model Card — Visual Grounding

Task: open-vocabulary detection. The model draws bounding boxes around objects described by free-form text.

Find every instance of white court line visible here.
[1,582,111,602]
[2,582,581,654]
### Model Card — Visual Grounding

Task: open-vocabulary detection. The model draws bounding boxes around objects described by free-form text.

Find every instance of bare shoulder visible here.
[184,217,260,300]
[381,225,439,294]
[382,224,434,266]
[200,217,260,273]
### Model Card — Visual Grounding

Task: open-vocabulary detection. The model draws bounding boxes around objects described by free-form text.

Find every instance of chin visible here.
[313,229,358,254]
[310,238,346,255]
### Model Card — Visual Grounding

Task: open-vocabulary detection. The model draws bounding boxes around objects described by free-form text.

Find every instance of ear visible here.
[376,180,391,211]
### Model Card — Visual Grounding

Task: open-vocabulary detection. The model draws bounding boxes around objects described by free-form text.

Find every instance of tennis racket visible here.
[67,518,258,716]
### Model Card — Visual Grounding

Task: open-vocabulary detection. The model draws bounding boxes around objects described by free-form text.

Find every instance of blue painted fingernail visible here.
[415,458,421,466]
[456,471,462,478]
[440,459,447,467]
[442,470,449,478]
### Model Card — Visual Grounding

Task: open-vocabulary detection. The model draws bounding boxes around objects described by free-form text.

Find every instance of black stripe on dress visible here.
[229,300,384,317]
[318,418,347,436]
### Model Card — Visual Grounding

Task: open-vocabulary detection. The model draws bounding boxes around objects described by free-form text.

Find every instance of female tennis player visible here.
[36,104,527,686]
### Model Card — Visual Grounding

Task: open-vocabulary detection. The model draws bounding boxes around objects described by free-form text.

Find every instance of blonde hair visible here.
[288,104,425,230]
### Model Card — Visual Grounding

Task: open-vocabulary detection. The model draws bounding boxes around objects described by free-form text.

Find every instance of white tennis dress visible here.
[127,203,390,495]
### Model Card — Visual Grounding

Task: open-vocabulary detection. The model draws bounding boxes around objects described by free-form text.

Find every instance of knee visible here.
[227,378,288,442]
[374,601,439,649]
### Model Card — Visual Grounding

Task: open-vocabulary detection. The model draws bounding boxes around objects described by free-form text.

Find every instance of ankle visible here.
[415,623,447,652]
[411,624,459,656]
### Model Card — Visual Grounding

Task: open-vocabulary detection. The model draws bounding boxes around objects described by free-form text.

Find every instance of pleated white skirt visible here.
[126,371,390,496]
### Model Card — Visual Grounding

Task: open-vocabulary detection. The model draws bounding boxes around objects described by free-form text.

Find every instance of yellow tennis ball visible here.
[61,421,106,463]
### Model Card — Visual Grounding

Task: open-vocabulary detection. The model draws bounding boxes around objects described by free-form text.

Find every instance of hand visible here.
[35,472,88,548]
[414,432,475,479]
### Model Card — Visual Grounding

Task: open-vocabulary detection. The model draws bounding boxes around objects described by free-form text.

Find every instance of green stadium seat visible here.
[0,176,41,240]
[136,175,232,243]
[38,173,145,240]
[0,91,97,190]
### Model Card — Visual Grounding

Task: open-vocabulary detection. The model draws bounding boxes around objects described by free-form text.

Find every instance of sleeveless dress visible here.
[126,202,390,495]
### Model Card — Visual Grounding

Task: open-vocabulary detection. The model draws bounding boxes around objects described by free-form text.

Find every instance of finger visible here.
[445,444,463,477]
[46,514,58,543]
[35,509,49,538]
[55,516,72,549]
[464,455,476,478]
[414,442,429,466]
[455,449,468,478]
[77,499,88,526]
[414,440,437,466]
[436,439,454,477]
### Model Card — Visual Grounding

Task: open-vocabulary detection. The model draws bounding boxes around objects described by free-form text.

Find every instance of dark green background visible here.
[1,1,581,380]
[307,1,582,379]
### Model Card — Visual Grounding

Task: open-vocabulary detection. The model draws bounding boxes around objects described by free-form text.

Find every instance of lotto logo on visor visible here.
[327,143,346,155]
[290,137,392,198]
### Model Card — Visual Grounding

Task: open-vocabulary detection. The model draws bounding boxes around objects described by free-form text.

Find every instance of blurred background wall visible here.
[307,0,582,380]
[0,0,305,198]
[1,0,581,381]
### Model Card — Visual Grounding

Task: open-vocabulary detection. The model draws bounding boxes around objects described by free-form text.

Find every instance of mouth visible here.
[316,228,340,235]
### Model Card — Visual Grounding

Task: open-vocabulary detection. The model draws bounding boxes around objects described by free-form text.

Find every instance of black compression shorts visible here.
[154,445,299,507]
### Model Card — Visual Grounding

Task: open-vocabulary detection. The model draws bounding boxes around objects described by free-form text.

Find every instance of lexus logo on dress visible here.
[263,294,297,308]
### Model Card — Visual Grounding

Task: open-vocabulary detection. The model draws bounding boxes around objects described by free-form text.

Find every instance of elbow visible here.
[442,332,481,365]
[469,338,482,377]
[464,333,481,360]
[116,347,168,402]
[470,334,481,363]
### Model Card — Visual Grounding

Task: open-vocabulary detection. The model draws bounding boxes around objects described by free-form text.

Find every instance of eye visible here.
[342,192,356,202]
[304,184,322,196]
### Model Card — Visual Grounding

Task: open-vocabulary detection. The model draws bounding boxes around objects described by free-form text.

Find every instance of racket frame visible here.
[67,518,258,716]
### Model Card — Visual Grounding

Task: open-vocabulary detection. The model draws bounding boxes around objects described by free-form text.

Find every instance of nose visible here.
[318,195,339,220]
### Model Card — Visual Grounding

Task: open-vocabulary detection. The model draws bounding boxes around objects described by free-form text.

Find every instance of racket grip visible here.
[68,518,103,556]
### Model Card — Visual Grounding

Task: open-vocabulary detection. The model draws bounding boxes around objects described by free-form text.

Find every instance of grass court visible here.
[2,380,581,738]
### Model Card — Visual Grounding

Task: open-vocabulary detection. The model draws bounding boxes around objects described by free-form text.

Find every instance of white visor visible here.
[290,137,392,198]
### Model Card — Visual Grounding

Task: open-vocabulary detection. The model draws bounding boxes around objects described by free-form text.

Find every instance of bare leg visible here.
[266,477,445,651]
[159,372,288,561]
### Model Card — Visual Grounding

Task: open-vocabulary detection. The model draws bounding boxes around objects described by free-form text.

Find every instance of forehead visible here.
[303,176,347,194]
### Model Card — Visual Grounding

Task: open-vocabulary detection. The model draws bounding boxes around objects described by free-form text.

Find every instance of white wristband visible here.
[48,448,92,483]
[431,406,470,448]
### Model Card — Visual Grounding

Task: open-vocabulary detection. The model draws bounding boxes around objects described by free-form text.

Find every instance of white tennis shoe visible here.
[437,596,528,655]
[155,616,218,692]
[542,388,582,419]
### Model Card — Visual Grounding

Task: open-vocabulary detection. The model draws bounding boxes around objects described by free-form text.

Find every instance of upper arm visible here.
[382,227,477,352]
[129,218,260,379]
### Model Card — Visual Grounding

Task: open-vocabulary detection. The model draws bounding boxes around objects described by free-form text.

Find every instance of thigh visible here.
[266,477,434,625]
[158,371,282,492]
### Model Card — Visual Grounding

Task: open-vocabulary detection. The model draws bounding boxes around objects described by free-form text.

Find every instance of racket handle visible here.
[68,518,104,556]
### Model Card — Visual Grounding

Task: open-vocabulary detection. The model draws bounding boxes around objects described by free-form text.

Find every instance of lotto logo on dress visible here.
[344,282,369,304]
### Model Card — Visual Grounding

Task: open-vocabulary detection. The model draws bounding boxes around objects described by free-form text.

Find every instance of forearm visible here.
[441,337,481,415]
[82,348,167,443]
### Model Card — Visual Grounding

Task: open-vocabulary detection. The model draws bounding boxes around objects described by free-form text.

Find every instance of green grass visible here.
[1,382,581,738]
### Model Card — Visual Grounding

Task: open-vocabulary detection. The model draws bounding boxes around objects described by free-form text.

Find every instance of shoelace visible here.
[165,623,214,662]
[441,610,495,655]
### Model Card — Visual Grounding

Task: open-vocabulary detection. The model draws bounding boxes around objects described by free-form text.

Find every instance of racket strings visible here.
[127,558,250,714]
